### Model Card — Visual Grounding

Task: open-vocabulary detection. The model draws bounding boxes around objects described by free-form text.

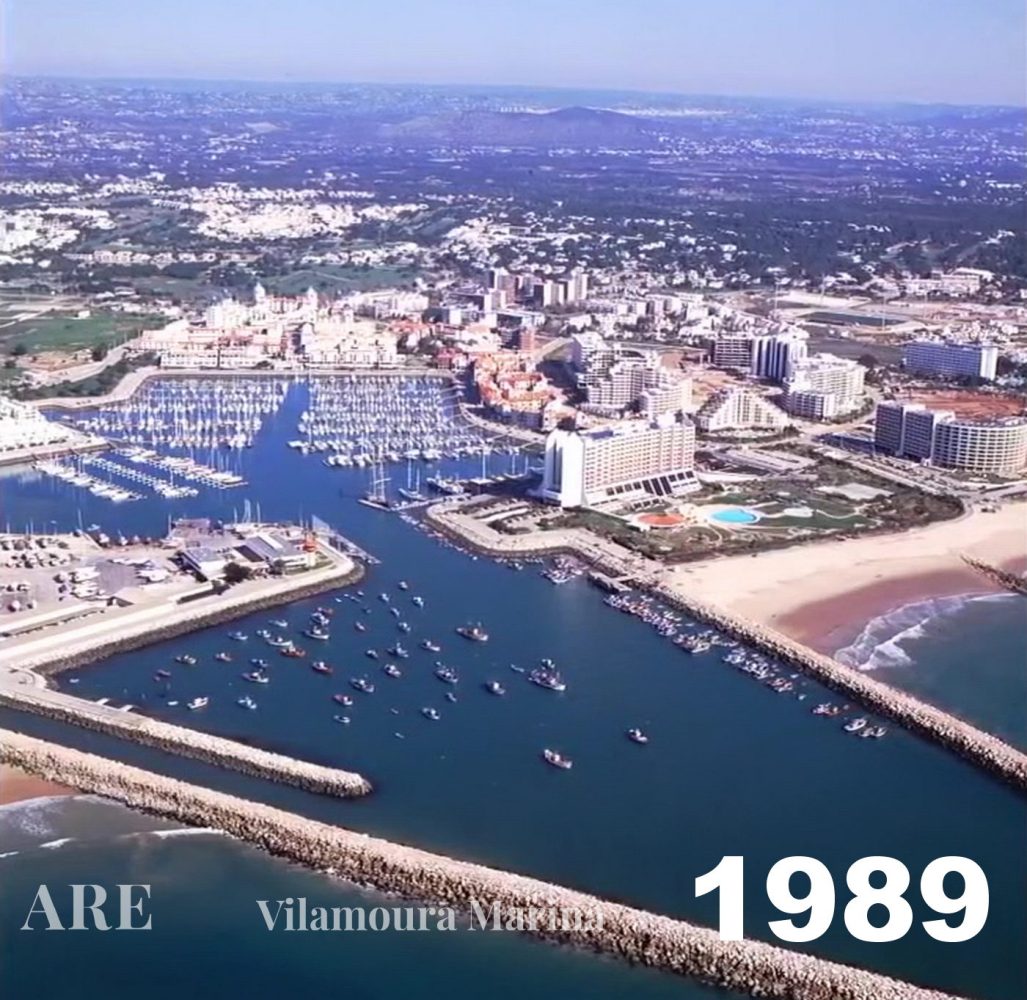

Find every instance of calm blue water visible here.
[0,379,1024,1000]
[710,507,759,525]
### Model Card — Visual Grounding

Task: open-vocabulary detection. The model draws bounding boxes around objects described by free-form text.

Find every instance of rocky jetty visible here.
[0,728,963,1000]
[0,686,370,797]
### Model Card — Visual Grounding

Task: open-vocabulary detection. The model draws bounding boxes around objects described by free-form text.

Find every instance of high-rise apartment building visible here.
[873,402,1027,474]
[902,340,999,381]
[541,413,698,508]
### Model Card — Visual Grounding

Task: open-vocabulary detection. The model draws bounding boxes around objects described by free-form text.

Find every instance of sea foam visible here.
[836,592,1014,671]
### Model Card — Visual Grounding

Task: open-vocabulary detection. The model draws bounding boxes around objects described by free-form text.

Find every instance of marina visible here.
[0,373,1023,999]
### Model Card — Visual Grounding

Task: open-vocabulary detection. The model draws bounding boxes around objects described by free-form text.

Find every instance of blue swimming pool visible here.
[710,507,759,525]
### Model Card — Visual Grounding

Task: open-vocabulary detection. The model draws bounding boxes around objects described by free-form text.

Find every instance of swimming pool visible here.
[710,507,759,525]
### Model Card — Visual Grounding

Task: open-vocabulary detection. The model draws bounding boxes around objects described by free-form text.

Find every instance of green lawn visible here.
[0,311,164,355]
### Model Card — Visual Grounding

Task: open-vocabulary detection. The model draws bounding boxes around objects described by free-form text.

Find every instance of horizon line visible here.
[3,71,1025,112]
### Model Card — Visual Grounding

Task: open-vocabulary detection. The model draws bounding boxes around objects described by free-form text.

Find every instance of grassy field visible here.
[0,311,164,356]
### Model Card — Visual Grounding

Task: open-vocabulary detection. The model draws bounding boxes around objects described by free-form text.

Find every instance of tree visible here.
[223,561,254,584]
[11,343,28,357]
[90,343,109,363]
[857,353,879,370]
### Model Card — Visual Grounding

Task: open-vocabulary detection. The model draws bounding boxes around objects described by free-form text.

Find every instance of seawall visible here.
[2,557,364,678]
[425,504,1027,793]
[0,728,962,1000]
[0,685,370,796]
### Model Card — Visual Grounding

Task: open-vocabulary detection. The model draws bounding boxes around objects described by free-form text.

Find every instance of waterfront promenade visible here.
[426,501,1027,792]
[0,727,963,1000]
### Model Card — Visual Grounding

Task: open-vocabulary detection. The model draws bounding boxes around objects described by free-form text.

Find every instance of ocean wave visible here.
[39,837,75,850]
[147,827,223,840]
[836,592,1016,672]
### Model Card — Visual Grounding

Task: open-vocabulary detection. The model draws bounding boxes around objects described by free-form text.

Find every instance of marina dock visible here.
[1,727,963,1000]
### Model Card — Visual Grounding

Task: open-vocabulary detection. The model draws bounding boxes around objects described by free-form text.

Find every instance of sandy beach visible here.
[0,763,74,805]
[667,503,1027,654]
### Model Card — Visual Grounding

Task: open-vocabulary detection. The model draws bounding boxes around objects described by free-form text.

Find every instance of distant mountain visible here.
[376,105,658,147]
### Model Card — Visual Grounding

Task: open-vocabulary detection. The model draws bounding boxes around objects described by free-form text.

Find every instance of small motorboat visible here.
[383,663,402,678]
[484,681,506,696]
[228,631,248,642]
[187,697,209,711]
[175,654,197,666]
[421,707,441,721]
[311,661,333,675]
[626,728,649,745]
[332,693,354,706]
[236,695,257,710]
[350,677,375,694]
[333,715,351,725]
[214,652,233,663]
[542,749,572,770]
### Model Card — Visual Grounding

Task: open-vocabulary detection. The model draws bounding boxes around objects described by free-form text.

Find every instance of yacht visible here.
[421,707,441,721]
[332,693,354,706]
[383,663,402,678]
[421,639,441,653]
[434,666,459,685]
[528,667,566,692]
[175,654,197,666]
[311,661,333,675]
[350,677,376,694]
[237,695,257,710]
[186,697,209,711]
[456,623,489,642]
[412,596,424,607]
[542,749,572,770]
[214,652,233,663]
[484,681,506,696]
[626,728,649,745]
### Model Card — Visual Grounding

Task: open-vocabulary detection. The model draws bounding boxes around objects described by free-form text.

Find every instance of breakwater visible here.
[0,684,371,796]
[0,727,962,1000]
[426,503,1027,793]
[962,555,1027,597]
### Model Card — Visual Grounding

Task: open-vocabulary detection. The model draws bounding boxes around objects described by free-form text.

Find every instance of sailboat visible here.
[358,456,393,510]
[397,459,425,502]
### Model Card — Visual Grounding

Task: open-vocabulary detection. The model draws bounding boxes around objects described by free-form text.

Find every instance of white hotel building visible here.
[695,387,790,433]
[783,355,865,420]
[541,414,697,508]
[902,340,999,382]
[874,402,1027,475]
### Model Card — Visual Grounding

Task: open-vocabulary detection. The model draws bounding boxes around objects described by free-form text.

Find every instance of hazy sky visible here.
[3,0,1025,106]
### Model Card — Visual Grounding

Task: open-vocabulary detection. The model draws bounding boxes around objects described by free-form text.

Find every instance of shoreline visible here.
[0,762,74,806]
[668,503,1027,654]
